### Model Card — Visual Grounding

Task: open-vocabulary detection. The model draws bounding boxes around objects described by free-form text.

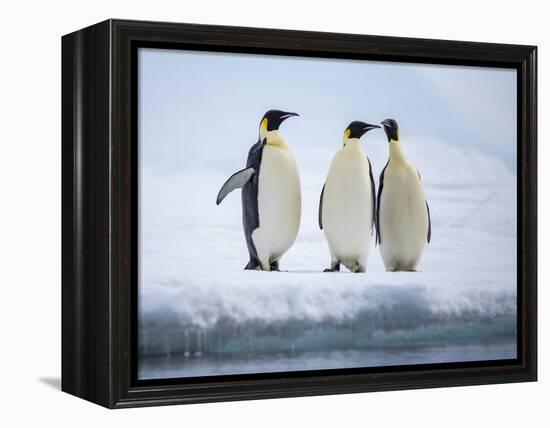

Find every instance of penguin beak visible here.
[363,123,381,131]
[279,112,299,121]
[380,120,391,128]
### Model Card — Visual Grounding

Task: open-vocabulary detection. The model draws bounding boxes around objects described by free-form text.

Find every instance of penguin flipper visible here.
[318,183,325,230]
[376,161,389,245]
[216,167,256,205]
[426,201,431,243]
[367,157,376,237]
[417,169,431,244]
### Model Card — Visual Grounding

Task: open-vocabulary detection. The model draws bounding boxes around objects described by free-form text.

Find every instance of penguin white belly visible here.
[322,150,373,271]
[379,163,428,271]
[252,144,301,270]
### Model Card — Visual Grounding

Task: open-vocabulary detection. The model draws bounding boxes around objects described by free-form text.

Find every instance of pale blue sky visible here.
[138,48,517,174]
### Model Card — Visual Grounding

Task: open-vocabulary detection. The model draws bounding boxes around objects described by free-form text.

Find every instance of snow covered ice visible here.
[138,138,517,379]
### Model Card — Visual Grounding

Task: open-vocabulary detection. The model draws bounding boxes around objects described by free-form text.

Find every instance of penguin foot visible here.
[385,262,401,272]
[323,263,340,272]
[350,264,366,273]
[270,261,280,271]
[244,260,260,270]
[386,264,417,272]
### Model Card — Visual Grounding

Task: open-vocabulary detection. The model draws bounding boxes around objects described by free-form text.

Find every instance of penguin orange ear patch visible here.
[261,117,268,131]
[344,129,351,138]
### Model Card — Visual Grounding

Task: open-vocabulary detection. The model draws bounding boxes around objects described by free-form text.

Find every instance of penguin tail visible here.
[244,260,259,270]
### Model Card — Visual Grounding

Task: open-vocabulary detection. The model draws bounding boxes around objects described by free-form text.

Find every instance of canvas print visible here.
[137,48,517,380]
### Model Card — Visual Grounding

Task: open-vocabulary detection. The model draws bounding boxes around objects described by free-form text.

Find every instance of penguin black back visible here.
[241,138,266,269]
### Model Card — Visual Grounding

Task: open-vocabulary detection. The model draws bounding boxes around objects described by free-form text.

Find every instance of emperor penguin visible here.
[319,121,380,273]
[377,119,431,272]
[216,110,301,271]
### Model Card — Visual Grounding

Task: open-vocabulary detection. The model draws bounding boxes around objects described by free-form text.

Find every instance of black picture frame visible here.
[61,19,537,408]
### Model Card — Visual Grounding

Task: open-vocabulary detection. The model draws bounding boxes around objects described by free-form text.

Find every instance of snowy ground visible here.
[138,138,517,379]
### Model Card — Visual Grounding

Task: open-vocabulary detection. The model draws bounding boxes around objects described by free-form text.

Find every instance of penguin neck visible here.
[261,129,287,149]
[343,138,364,153]
[388,139,407,164]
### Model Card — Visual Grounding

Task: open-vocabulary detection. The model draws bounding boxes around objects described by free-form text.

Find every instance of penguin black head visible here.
[381,119,399,142]
[260,109,299,132]
[344,121,381,140]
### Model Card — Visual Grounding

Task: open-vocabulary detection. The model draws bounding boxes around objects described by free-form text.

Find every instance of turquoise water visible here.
[139,338,516,379]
